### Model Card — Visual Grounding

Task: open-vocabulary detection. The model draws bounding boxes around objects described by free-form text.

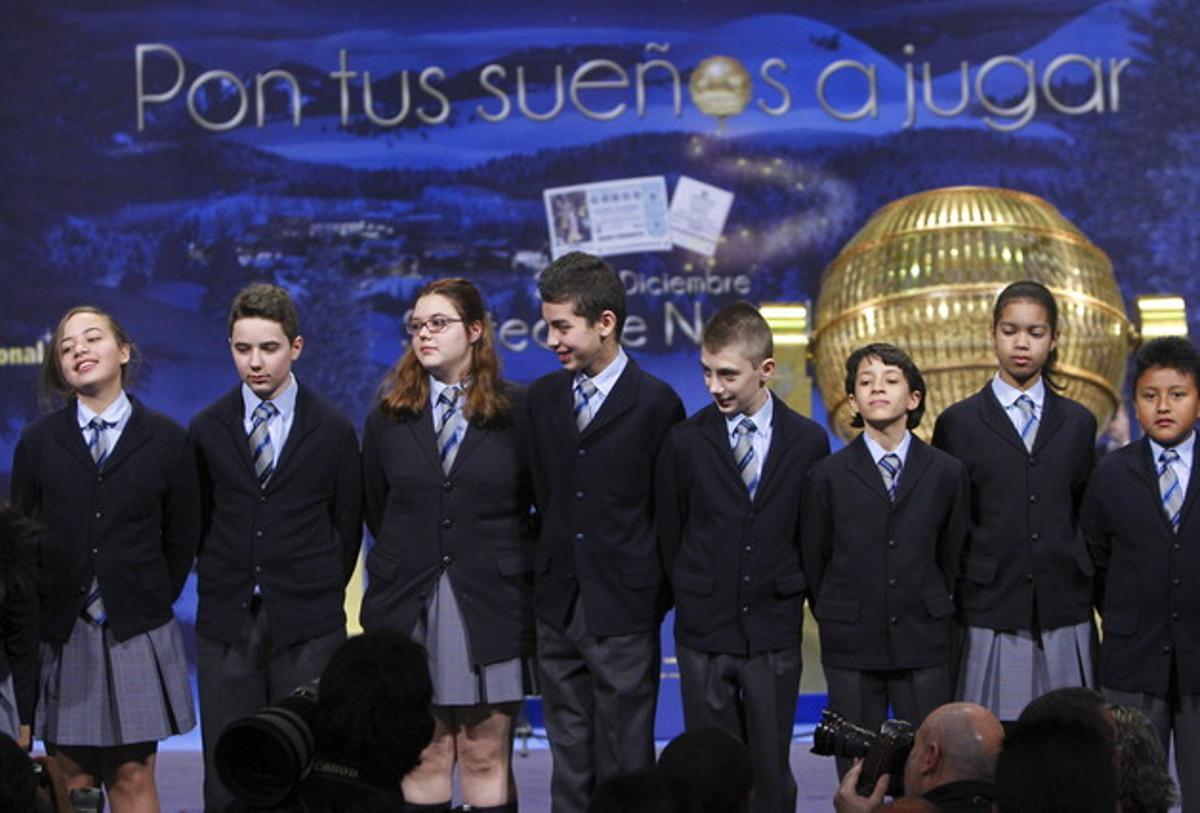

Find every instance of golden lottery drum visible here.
[812,186,1135,441]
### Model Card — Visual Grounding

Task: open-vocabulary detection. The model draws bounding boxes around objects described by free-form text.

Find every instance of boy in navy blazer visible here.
[188,283,363,812]
[1083,336,1200,807]
[656,301,829,812]
[802,343,968,779]
[525,252,684,813]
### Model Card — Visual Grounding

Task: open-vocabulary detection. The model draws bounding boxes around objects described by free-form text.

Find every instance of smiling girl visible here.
[10,305,198,812]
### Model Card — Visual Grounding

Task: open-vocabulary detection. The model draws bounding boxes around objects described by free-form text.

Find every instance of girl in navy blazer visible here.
[360,278,533,813]
[932,281,1097,721]
[11,306,199,812]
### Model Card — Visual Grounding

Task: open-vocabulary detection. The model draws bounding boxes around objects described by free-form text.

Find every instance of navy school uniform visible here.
[11,394,199,745]
[1082,432,1200,806]
[189,381,362,811]
[359,381,536,705]
[525,352,684,813]
[932,379,1097,719]
[656,393,829,813]
[801,432,967,774]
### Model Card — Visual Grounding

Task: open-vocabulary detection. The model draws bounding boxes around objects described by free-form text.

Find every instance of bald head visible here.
[903,703,1004,798]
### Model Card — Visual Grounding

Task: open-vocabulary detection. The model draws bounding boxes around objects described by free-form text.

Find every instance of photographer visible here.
[0,732,72,813]
[222,629,434,812]
[833,703,1003,813]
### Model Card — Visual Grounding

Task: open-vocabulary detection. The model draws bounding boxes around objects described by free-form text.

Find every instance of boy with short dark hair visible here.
[656,301,829,812]
[526,251,685,813]
[1082,335,1200,808]
[189,282,363,811]
[802,342,968,779]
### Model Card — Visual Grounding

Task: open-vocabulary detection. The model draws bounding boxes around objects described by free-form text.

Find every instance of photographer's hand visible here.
[17,724,30,750]
[834,758,889,813]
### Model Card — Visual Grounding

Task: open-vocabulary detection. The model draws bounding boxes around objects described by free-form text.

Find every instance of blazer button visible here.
[575,532,585,541]
[888,578,898,588]
[1030,533,1040,542]
[260,495,267,503]
[741,605,750,614]
[1028,456,1037,466]
[442,518,453,529]
[889,615,899,625]
[1172,611,1181,621]
[575,490,585,499]
[1028,494,1038,503]
[254,565,262,574]
[577,448,587,457]
[91,547,99,555]
[1026,572,1034,581]
[744,544,753,553]
[255,530,264,538]
[96,475,104,483]
[887,540,897,549]
[1172,577,1181,587]
[1162,644,1173,654]
[94,510,102,519]
[743,575,752,584]
[1174,543,1182,552]
[442,480,453,492]
[442,554,452,565]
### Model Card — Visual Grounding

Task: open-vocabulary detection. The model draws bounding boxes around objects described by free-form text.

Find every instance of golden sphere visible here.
[812,186,1135,441]
[688,56,752,119]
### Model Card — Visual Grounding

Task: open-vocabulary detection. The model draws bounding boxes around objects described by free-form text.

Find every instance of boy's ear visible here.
[758,357,776,384]
[595,309,618,339]
[907,388,922,412]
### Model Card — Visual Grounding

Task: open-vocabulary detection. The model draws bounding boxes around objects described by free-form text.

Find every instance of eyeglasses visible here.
[405,316,463,336]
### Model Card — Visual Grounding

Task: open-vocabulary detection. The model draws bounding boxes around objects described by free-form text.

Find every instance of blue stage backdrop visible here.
[2,0,1197,736]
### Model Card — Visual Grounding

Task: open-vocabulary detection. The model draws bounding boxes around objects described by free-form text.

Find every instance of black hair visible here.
[537,251,626,339]
[0,733,35,812]
[702,301,774,364]
[658,727,753,813]
[995,716,1117,813]
[1133,336,1200,390]
[312,630,434,784]
[844,342,927,430]
[992,280,1065,391]
[588,770,683,813]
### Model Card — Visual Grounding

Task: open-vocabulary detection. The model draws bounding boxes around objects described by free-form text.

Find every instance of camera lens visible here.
[810,709,877,759]
[215,688,318,806]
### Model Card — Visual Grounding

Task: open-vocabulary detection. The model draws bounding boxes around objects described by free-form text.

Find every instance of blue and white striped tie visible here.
[878,452,902,501]
[734,417,759,498]
[248,401,279,487]
[1159,448,1183,532]
[437,386,463,474]
[1014,394,1038,451]
[574,377,598,432]
[82,416,115,625]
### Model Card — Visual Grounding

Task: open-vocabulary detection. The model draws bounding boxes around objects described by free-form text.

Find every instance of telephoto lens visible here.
[810,708,915,797]
[214,680,320,806]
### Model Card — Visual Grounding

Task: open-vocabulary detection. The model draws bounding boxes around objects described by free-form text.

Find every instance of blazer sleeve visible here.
[330,422,364,583]
[188,424,215,554]
[1079,470,1111,612]
[937,463,971,595]
[361,410,387,541]
[647,389,687,523]
[162,436,202,601]
[0,537,38,725]
[800,466,832,603]
[654,426,689,578]
[9,435,36,517]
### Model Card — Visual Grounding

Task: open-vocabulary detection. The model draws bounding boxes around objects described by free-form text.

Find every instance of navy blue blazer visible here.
[0,534,36,726]
[189,384,363,649]
[359,384,536,666]
[1082,436,1200,697]
[656,396,829,656]
[932,384,1096,631]
[11,397,199,648]
[801,434,968,670]
[526,357,685,637]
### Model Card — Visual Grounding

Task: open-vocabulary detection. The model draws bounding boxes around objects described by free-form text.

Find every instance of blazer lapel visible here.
[699,405,746,496]
[845,434,891,503]
[100,398,152,473]
[892,436,933,507]
[51,401,98,472]
[216,387,258,482]
[1031,390,1065,455]
[268,387,323,489]
[754,395,789,504]
[405,408,443,475]
[979,384,1029,454]
[581,359,638,438]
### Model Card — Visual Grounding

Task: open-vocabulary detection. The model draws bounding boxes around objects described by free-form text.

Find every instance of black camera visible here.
[214,680,320,807]
[811,708,915,797]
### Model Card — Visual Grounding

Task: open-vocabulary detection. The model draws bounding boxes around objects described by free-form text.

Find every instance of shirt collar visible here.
[77,390,132,429]
[429,375,467,407]
[991,372,1045,411]
[577,347,628,399]
[863,429,912,466]
[242,373,298,421]
[1149,429,1196,466]
[725,391,774,436]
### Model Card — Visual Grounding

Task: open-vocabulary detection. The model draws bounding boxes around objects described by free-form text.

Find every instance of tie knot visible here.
[89,417,115,432]
[253,401,278,422]
[1161,448,1181,465]
[736,417,757,437]
[440,385,462,407]
[576,377,598,400]
[880,453,901,476]
[1015,394,1036,414]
